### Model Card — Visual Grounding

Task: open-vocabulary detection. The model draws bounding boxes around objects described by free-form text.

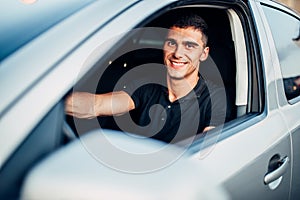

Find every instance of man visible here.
[65,13,226,143]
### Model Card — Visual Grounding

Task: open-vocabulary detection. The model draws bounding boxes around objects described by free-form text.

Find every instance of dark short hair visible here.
[170,13,209,46]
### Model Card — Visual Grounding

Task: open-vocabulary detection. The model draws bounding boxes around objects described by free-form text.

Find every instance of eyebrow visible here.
[183,41,200,47]
[165,38,200,47]
[165,38,176,43]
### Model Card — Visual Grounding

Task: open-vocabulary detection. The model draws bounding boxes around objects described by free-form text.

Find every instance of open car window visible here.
[66,4,263,146]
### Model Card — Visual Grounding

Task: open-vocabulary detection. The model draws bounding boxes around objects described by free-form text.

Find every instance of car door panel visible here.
[258,1,300,199]
[189,109,292,199]
[223,133,291,200]
[279,96,300,200]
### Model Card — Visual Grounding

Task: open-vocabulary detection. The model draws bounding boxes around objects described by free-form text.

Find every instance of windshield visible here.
[0,0,94,62]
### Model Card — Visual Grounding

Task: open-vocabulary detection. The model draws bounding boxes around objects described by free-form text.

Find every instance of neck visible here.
[167,73,199,102]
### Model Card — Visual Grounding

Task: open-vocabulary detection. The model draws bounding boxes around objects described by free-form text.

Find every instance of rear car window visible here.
[262,5,300,101]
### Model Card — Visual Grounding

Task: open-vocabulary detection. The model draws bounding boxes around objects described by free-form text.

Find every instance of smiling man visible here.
[65,13,226,143]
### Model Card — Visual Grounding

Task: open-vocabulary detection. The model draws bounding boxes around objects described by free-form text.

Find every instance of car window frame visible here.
[70,1,266,150]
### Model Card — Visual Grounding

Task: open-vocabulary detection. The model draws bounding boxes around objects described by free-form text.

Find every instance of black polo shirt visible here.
[123,76,226,143]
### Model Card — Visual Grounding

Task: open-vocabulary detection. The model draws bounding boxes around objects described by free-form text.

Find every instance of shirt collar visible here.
[180,75,206,101]
[163,75,207,103]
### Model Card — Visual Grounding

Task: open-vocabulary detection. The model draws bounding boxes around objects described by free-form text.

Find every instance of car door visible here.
[259,1,300,199]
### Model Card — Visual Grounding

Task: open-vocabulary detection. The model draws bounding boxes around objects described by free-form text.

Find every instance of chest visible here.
[137,92,211,125]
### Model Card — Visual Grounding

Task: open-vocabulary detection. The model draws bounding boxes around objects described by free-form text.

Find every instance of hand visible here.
[203,126,215,132]
[65,92,98,119]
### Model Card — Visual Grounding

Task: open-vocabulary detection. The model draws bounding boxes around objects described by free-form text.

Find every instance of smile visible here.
[171,61,187,68]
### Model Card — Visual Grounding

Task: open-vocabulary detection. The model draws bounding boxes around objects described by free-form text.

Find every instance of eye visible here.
[165,39,176,47]
[185,43,195,49]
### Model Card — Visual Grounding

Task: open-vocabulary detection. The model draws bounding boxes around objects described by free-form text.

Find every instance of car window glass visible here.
[0,0,94,62]
[262,5,300,101]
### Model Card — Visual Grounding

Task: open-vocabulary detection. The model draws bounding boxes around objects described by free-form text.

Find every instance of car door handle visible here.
[264,156,290,185]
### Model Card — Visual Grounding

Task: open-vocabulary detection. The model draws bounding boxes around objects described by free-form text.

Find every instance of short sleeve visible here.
[122,81,144,109]
[121,77,160,109]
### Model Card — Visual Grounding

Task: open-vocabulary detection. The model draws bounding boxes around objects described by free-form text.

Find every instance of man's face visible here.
[163,26,209,80]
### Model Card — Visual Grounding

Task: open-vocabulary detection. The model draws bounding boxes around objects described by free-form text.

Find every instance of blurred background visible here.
[277,0,300,12]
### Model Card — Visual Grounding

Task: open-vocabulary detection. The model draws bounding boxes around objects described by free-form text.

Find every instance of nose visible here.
[174,45,185,58]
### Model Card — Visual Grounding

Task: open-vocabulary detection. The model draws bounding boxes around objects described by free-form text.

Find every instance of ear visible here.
[200,47,210,61]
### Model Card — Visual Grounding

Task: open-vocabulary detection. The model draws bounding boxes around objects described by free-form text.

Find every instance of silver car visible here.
[1,0,299,199]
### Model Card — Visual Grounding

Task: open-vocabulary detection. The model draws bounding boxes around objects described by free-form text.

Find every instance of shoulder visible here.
[195,77,227,110]
[200,77,226,99]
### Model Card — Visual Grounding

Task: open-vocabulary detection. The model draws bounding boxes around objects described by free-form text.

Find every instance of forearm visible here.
[65,91,134,119]
[95,91,135,116]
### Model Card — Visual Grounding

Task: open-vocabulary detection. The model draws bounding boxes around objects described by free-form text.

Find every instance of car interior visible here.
[66,7,244,137]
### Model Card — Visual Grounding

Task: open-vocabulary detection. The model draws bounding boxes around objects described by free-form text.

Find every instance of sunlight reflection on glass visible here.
[20,0,38,5]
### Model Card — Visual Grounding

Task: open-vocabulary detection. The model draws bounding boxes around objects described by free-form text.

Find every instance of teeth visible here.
[172,61,185,66]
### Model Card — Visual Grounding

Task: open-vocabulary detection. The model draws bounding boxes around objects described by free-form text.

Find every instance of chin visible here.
[167,71,186,80]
